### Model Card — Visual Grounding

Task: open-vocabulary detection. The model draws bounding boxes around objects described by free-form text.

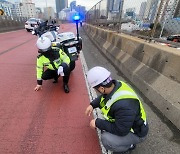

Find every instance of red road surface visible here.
[0,24,101,153]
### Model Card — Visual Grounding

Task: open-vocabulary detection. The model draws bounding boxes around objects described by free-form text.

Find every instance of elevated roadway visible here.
[0,23,180,154]
[0,25,100,153]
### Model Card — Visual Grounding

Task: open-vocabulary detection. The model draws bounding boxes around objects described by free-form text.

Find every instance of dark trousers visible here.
[42,63,70,84]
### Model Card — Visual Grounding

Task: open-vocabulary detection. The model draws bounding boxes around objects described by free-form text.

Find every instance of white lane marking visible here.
[80,51,111,154]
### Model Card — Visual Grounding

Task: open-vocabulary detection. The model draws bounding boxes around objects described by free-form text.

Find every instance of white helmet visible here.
[36,37,51,52]
[87,66,111,88]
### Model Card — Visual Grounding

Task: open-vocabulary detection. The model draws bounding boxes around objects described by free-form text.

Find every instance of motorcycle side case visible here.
[63,45,78,61]
[56,32,83,61]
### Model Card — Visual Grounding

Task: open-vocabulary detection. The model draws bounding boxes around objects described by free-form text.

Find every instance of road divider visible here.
[83,23,180,130]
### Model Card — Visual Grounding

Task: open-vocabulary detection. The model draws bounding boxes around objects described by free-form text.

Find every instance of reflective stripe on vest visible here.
[100,81,147,132]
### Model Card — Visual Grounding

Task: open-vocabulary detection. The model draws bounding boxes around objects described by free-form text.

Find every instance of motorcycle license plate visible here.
[68,47,77,53]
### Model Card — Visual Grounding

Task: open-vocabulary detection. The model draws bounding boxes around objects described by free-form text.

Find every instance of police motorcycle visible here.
[52,32,82,71]
[32,19,82,71]
[32,20,59,40]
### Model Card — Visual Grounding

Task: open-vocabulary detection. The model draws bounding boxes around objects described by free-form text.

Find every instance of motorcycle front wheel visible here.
[70,61,76,71]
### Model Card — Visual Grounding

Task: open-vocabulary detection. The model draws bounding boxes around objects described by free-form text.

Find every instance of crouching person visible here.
[85,66,149,153]
[34,37,71,93]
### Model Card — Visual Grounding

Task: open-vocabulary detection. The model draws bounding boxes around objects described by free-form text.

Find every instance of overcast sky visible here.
[31,0,101,11]
[8,0,147,13]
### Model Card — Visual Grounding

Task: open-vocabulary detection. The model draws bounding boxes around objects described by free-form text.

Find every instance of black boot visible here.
[63,84,69,93]
[129,144,136,151]
[53,79,58,83]
[53,77,58,83]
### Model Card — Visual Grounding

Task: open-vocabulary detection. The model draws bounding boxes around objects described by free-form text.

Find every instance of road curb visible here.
[80,52,111,154]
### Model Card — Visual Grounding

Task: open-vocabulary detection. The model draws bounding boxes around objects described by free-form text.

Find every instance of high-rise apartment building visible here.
[0,0,15,16]
[14,2,22,16]
[20,0,35,17]
[173,0,180,18]
[139,2,147,20]
[44,7,55,19]
[56,0,68,15]
[70,1,76,11]
[143,0,160,22]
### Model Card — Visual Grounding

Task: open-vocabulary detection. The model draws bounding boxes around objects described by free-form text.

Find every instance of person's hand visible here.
[85,105,93,116]
[90,119,96,130]
[57,66,64,76]
[34,85,42,91]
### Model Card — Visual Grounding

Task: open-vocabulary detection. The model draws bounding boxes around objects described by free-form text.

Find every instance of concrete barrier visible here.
[0,16,27,33]
[83,24,180,130]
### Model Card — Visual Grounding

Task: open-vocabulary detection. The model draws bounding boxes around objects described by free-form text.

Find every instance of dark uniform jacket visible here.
[90,80,149,137]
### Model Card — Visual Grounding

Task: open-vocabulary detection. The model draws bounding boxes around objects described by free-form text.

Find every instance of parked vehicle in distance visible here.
[25,18,44,32]
[167,34,180,42]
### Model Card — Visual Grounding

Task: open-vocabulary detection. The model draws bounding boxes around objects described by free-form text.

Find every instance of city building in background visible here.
[0,0,15,16]
[75,5,86,20]
[107,0,122,20]
[113,0,121,12]
[56,0,68,17]
[58,0,86,21]
[70,1,76,11]
[35,7,43,19]
[143,0,160,23]
[58,7,71,20]
[174,0,180,19]
[143,0,155,21]
[162,0,180,34]
[14,2,22,16]
[125,8,136,20]
[20,0,36,18]
[44,7,55,19]
[139,2,147,20]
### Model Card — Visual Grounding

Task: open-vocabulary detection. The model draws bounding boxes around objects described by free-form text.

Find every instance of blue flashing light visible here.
[73,15,80,21]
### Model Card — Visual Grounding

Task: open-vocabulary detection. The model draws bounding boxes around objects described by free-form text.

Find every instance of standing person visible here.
[85,66,148,153]
[34,37,71,93]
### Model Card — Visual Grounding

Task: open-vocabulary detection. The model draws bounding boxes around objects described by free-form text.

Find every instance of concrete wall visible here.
[83,24,180,130]
[0,16,27,33]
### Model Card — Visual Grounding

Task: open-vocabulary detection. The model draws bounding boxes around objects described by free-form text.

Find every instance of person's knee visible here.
[61,63,70,75]
[41,74,47,80]
[101,132,113,150]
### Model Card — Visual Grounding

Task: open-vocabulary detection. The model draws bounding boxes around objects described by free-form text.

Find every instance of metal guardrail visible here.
[85,0,180,48]
[0,15,28,33]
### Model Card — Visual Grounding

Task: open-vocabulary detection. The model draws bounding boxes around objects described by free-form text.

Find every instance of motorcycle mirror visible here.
[32,31,35,35]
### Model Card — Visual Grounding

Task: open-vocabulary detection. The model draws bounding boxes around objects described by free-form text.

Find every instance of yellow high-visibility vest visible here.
[100,81,147,132]
[36,48,70,80]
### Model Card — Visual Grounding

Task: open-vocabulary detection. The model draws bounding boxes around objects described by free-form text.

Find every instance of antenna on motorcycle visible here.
[73,15,80,41]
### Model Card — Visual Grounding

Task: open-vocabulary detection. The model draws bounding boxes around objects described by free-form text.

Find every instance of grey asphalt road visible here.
[79,27,180,154]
